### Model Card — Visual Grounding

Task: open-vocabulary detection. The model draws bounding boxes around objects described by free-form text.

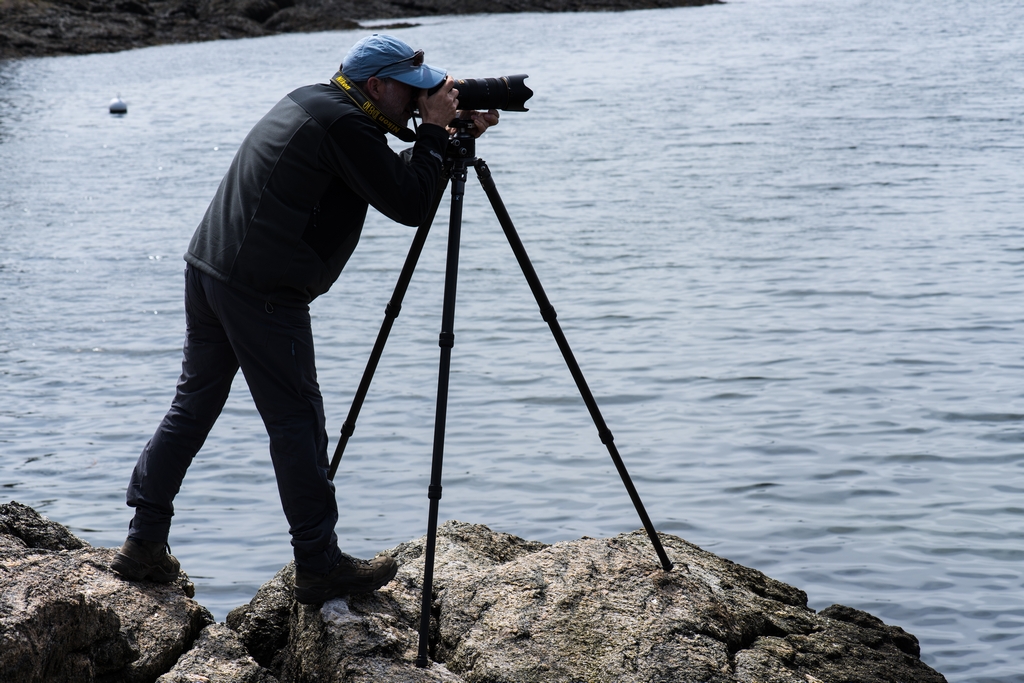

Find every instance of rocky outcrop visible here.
[156,623,278,683]
[0,0,722,61]
[0,501,213,682]
[228,521,947,683]
[1,502,947,682]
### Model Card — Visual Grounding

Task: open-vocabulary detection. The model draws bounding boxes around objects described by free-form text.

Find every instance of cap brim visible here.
[386,64,447,89]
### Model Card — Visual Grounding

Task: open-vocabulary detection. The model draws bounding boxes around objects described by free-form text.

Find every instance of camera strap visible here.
[330,71,417,143]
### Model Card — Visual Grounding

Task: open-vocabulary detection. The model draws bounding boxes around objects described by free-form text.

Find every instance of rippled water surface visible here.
[2,1,1023,679]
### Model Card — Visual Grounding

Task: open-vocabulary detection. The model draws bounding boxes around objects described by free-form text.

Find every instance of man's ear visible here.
[364,76,384,101]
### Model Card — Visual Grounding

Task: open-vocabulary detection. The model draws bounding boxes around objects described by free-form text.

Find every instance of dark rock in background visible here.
[0,499,87,550]
[0,0,722,61]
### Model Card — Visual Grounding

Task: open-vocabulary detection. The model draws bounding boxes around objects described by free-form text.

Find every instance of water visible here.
[2,0,1022,679]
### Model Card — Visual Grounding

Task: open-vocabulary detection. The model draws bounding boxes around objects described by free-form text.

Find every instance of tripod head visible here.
[445,118,476,165]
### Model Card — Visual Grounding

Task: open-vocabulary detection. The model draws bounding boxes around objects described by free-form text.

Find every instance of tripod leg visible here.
[473,159,674,572]
[327,177,450,481]
[416,162,468,668]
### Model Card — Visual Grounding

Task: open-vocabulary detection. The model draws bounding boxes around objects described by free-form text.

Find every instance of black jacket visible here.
[185,83,449,305]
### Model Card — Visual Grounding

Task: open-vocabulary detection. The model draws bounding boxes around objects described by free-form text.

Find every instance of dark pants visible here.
[126,265,342,574]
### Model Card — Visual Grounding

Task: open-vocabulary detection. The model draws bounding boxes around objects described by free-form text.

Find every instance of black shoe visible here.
[111,537,181,583]
[294,553,399,604]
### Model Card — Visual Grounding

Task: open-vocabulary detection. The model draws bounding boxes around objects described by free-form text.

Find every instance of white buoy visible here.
[109,95,127,115]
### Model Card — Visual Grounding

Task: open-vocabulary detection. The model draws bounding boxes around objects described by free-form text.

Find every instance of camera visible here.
[430,75,533,112]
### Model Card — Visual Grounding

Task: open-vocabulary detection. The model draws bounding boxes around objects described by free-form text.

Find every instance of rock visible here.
[157,623,279,683]
[236,521,946,683]
[0,0,723,61]
[0,499,87,551]
[0,502,946,682]
[227,562,296,670]
[0,501,213,682]
[281,599,468,683]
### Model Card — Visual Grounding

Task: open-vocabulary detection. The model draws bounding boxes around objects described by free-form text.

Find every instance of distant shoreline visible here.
[0,0,722,62]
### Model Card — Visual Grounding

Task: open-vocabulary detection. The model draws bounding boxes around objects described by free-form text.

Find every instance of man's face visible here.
[372,78,416,127]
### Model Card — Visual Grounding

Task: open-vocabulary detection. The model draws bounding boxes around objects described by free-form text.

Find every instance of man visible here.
[110,34,498,604]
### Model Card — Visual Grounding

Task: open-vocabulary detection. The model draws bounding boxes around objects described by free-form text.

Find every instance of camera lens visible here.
[454,75,532,112]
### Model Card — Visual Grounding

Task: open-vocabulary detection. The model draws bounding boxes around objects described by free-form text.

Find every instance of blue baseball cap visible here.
[341,34,447,89]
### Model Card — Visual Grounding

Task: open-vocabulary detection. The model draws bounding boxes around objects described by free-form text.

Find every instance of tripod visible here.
[326,120,673,668]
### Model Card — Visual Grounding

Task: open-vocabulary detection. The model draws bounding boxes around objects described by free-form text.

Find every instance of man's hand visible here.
[418,77,459,129]
[459,109,500,139]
